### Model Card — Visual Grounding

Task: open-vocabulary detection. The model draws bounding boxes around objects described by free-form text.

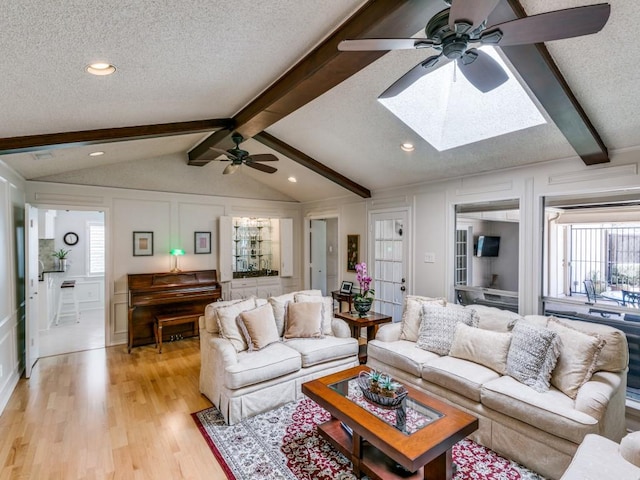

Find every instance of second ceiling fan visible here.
[338,0,610,97]
[209,133,278,175]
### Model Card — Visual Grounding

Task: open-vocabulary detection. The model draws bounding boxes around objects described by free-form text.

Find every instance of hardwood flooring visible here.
[0,339,227,479]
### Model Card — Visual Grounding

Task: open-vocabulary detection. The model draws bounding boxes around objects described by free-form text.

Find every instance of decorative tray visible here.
[357,371,408,410]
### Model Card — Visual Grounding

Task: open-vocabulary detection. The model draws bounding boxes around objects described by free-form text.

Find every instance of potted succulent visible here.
[368,370,383,393]
[52,248,71,271]
[379,375,402,398]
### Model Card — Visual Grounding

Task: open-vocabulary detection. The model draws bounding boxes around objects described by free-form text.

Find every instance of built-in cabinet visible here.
[219,215,293,299]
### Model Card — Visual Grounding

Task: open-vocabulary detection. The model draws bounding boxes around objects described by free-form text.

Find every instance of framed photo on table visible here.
[340,281,353,294]
[133,231,153,256]
[347,234,359,272]
[194,231,212,254]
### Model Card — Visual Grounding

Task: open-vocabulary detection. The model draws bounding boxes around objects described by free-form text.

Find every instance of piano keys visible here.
[127,269,221,352]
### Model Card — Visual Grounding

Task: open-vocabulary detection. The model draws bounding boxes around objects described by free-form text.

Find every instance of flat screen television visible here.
[476,235,500,257]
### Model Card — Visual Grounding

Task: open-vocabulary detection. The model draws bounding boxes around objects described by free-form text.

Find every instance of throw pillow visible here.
[548,317,606,399]
[449,323,512,374]
[204,298,246,334]
[506,321,561,393]
[294,294,333,335]
[216,297,257,352]
[283,301,323,339]
[238,303,280,351]
[416,304,478,356]
[464,304,521,332]
[399,295,447,342]
[268,293,296,337]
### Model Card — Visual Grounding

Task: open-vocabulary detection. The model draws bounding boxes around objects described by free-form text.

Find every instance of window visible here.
[455,229,468,286]
[87,222,105,275]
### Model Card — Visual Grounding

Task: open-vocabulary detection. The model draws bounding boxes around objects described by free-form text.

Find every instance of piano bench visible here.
[154,313,199,353]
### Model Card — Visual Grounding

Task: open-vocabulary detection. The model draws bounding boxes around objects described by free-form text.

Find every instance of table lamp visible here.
[170,248,185,272]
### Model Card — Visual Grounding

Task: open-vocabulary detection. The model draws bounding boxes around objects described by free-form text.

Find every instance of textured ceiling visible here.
[2,0,639,201]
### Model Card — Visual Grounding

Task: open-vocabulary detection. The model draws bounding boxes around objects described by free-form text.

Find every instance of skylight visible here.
[378,47,546,151]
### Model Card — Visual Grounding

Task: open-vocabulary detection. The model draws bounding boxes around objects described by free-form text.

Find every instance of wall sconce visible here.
[170,248,185,272]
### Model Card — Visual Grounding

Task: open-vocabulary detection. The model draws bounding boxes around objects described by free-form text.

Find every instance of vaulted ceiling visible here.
[1,1,638,203]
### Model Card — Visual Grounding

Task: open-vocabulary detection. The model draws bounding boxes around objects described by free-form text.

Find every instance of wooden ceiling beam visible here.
[254,132,371,199]
[188,0,434,164]
[0,118,233,155]
[495,0,608,165]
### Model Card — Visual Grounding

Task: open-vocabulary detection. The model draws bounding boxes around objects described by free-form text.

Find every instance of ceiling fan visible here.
[209,133,278,175]
[338,0,610,97]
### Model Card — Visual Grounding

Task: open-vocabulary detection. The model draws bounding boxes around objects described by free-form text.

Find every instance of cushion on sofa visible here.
[481,376,599,444]
[422,356,501,402]
[284,336,358,367]
[283,301,323,339]
[367,339,440,377]
[416,304,479,355]
[546,317,629,373]
[464,304,521,332]
[449,323,512,374]
[268,293,296,337]
[294,294,333,335]
[547,317,606,399]
[204,297,247,334]
[506,321,560,392]
[216,297,257,352]
[224,342,302,390]
[399,295,447,342]
[238,303,280,351]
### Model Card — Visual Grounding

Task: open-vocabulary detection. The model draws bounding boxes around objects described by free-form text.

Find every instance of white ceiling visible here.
[2,0,639,202]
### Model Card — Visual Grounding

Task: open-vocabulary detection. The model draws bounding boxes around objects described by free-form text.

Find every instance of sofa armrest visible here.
[375,322,401,342]
[574,370,622,421]
[208,336,239,366]
[331,318,352,338]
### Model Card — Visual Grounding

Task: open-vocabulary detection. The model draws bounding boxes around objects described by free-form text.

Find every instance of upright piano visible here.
[127,269,221,352]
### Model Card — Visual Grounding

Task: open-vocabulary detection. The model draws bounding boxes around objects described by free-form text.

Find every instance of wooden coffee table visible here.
[302,366,478,480]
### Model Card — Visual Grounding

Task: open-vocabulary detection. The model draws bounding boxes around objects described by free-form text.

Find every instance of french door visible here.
[370,210,409,322]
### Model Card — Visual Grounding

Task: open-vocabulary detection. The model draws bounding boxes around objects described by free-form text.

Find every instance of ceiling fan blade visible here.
[482,4,610,47]
[246,153,278,162]
[223,164,239,175]
[245,161,277,174]
[338,38,437,51]
[457,49,508,93]
[449,0,500,33]
[379,54,449,99]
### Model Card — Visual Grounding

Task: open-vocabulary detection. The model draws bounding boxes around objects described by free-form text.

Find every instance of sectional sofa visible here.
[367,299,628,480]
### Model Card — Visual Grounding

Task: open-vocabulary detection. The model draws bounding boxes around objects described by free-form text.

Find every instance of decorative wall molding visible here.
[455,182,514,197]
[34,192,104,205]
[548,164,638,185]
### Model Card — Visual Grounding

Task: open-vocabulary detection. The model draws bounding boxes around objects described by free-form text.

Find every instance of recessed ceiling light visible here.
[400,143,415,152]
[89,151,104,157]
[86,63,116,76]
[288,176,297,183]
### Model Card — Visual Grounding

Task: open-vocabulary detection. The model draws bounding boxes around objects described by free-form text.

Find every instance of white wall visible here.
[0,161,26,414]
[25,182,303,347]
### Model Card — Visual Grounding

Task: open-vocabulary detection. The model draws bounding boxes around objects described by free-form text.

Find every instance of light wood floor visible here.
[0,339,228,479]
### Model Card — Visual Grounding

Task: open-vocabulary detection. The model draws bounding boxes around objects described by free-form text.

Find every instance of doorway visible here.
[35,208,106,357]
[308,217,339,296]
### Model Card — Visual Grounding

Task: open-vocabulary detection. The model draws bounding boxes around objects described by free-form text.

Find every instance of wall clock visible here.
[63,232,79,246]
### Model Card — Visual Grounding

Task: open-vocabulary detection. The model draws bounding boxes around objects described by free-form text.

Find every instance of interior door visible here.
[25,204,39,377]
[370,211,408,322]
[310,220,327,295]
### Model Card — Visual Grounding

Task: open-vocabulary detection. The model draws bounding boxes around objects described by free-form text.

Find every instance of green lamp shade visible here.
[170,249,185,256]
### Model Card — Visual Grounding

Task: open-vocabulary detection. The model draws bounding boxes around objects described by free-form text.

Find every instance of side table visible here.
[334,310,392,363]
[331,290,354,312]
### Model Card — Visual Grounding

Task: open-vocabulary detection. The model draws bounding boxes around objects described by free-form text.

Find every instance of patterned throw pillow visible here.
[399,295,447,342]
[506,321,561,393]
[416,304,479,355]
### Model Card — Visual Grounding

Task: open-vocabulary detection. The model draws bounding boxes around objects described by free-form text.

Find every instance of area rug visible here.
[192,398,546,480]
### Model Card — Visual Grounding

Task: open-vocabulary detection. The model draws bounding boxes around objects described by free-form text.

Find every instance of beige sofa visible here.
[199,291,359,425]
[561,432,640,479]
[367,300,628,480]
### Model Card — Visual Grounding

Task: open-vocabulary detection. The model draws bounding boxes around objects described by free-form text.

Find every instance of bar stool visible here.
[56,280,80,325]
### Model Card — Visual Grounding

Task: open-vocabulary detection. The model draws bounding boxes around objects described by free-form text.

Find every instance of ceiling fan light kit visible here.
[338,1,611,98]
[209,133,278,175]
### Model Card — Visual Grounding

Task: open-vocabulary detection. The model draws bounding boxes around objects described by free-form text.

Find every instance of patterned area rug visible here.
[192,398,545,480]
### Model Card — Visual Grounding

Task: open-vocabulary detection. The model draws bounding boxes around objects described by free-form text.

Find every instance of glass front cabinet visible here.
[219,216,293,299]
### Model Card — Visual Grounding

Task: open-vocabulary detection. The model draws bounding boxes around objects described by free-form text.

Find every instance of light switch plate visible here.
[424,252,436,263]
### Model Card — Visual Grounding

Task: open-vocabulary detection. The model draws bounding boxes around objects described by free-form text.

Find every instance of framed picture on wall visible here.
[194,231,211,254]
[347,234,359,272]
[133,231,153,256]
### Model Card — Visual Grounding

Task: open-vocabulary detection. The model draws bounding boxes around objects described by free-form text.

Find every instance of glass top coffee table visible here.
[302,366,478,480]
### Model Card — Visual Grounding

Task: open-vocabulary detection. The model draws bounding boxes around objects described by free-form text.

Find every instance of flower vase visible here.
[353,298,373,317]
